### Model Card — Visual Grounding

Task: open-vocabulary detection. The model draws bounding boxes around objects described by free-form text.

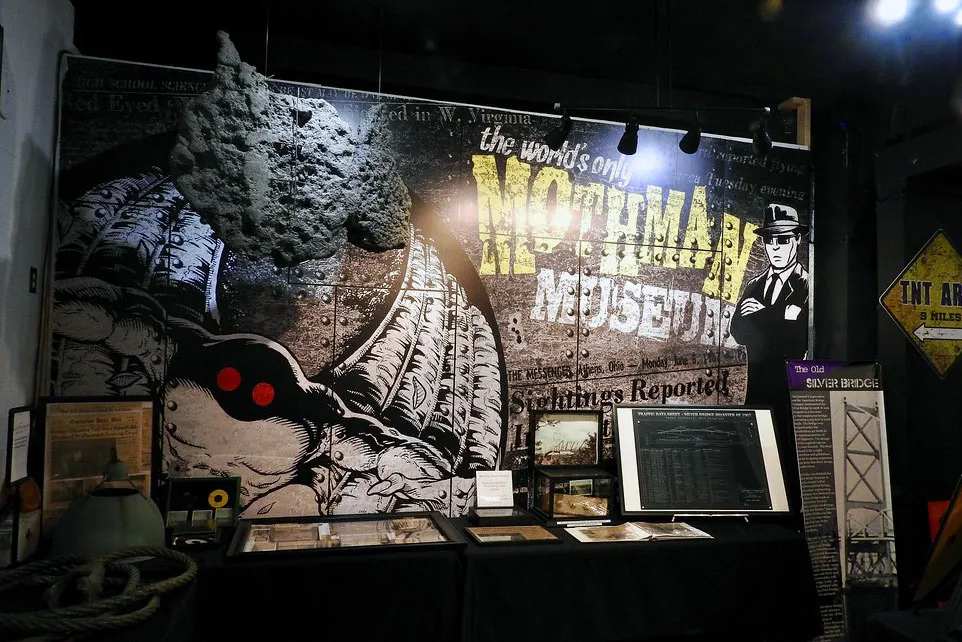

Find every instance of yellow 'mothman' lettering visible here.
[702,213,757,302]
[528,167,572,254]
[679,186,712,269]
[639,186,685,267]
[473,154,758,290]
[575,183,605,238]
[472,154,534,275]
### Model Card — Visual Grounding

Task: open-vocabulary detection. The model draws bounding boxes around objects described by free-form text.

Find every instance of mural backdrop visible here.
[46,41,812,519]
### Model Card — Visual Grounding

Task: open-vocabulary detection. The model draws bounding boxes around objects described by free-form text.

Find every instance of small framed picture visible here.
[531,410,602,467]
[164,476,241,528]
[568,478,594,496]
[464,525,561,546]
[190,509,213,526]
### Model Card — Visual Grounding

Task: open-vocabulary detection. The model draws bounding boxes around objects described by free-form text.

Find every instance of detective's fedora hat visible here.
[753,203,809,236]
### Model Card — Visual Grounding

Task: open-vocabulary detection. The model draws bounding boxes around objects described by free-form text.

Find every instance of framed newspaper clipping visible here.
[613,405,790,515]
[41,397,157,533]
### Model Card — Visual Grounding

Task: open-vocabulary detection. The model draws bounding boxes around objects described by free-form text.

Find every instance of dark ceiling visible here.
[71,0,962,114]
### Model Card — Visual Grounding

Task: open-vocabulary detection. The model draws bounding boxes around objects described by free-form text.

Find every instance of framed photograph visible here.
[612,405,790,516]
[41,397,157,533]
[226,511,464,557]
[164,476,241,528]
[566,522,652,543]
[531,410,602,467]
[465,525,561,546]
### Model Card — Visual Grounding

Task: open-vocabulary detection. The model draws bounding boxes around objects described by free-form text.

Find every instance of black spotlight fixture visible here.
[679,115,701,155]
[544,111,572,151]
[750,108,773,158]
[618,118,640,155]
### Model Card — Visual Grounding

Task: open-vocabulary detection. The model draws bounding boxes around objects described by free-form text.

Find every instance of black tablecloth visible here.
[0,520,820,642]
[191,529,464,642]
[0,559,197,642]
[457,519,822,642]
[867,608,947,642]
[98,580,197,642]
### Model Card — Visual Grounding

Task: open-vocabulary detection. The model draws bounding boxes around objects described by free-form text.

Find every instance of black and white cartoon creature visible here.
[730,203,809,405]
[49,34,506,518]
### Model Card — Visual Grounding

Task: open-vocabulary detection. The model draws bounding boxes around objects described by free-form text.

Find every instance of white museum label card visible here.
[475,470,513,508]
[10,410,31,482]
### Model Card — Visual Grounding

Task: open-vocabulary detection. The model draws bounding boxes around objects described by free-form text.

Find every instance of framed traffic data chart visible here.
[613,405,790,516]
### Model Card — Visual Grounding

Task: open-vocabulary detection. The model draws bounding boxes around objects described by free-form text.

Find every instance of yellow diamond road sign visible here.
[881,230,962,378]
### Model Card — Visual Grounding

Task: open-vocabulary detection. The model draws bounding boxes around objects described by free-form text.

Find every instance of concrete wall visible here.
[0,0,74,476]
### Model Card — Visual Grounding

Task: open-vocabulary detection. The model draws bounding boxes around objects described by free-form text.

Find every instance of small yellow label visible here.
[208,489,229,509]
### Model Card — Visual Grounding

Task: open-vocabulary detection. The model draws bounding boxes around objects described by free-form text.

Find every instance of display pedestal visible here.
[532,466,614,526]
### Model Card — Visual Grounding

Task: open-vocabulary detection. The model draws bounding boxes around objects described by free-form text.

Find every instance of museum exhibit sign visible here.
[44,34,812,521]
[787,360,895,642]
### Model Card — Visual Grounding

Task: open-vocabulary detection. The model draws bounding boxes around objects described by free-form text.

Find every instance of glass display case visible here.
[226,511,463,557]
[533,466,614,525]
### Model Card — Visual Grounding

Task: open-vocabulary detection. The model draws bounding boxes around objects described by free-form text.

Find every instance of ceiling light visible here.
[749,111,773,158]
[544,112,572,151]
[679,118,701,155]
[870,0,911,25]
[752,126,773,158]
[935,0,960,13]
[617,119,640,156]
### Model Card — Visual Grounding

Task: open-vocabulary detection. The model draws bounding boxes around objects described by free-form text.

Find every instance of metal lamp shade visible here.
[51,487,166,557]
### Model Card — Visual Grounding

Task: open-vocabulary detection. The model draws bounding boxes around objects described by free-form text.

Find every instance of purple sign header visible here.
[786,360,882,391]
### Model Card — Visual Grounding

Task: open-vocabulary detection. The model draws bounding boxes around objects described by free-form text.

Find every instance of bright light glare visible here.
[632,147,662,176]
[870,0,911,25]
[955,7,962,22]
[935,0,961,13]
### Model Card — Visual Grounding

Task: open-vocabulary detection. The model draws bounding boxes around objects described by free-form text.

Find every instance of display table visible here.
[30,519,819,642]
[457,519,822,642]
[190,530,464,642]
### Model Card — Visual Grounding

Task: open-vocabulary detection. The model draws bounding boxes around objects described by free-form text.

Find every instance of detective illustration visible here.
[731,204,810,404]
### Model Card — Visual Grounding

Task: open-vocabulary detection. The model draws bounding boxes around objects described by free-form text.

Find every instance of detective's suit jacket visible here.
[730,262,809,405]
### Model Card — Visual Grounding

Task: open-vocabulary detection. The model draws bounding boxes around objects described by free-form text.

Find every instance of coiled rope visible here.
[0,546,197,636]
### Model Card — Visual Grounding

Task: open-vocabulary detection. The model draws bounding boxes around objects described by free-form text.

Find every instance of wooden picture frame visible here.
[464,524,561,546]
[40,396,157,533]
[530,410,602,468]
